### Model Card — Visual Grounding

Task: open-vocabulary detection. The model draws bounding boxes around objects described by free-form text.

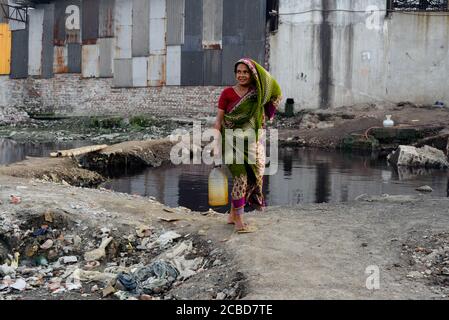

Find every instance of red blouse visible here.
[218,86,277,121]
[218,87,243,114]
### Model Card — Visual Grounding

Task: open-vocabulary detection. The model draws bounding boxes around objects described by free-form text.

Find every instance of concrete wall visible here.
[0,74,221,117]
[270,0,449,110]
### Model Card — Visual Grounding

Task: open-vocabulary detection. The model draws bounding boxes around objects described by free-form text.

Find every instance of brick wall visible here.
[0,74,224,117]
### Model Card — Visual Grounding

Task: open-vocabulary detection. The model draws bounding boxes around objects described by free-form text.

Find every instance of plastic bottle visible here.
[383,115,394,128]
[208,166,228,206]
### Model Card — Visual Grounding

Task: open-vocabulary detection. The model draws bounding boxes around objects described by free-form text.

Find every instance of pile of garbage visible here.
[401,232,449,296]
[0,107,30,126]
[0,208,214,300]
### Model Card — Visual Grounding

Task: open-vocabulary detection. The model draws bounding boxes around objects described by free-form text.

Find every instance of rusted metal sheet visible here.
[166,45,181,85]
[221,0,266,78]
[99,0,115,38]
[53,45,68,73]
[53,0,66,45]
[222,0,243,46]
[202,0,222,50]
[222,45,243,85]
[115,0,132,59]
[181,51,203,85]
[148,54,166,87]
[0,23,11,75]
[149,0,166,55]
[132,0,149,57]
[115,25,132,59]
[99,37,113,77]
[10,28,28,79]
[115,0,132,26]
[203,49,222,86]
[244,0,266,41]
[113,58,132,87]
[54,0,81,45]
[132,56,147,87]
[82,0,99,44]
[167,0,184,45]
[183,0,202,52]
[8,0,26,31]
[68,42,81,73]
[28,6,44,76]
[41,3,55,79]
[82,44,99,78]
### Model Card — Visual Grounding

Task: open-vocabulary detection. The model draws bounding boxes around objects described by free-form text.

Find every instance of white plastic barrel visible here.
[208,167,228,206]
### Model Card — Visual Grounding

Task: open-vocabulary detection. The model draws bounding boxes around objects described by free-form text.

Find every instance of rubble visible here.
[387,145,449,168]
[0,192,243,300]
[401,232,449,296]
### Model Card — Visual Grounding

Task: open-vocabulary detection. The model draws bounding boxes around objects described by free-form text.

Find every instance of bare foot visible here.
[227,211,235,224]
[233,214,246,230]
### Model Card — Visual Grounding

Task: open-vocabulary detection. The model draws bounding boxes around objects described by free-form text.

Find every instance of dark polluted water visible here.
[0,138,91,165]
[1,139,448,212]
[100,148,449,212]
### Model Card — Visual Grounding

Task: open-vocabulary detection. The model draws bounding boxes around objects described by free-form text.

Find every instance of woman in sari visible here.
[213,58,282,232]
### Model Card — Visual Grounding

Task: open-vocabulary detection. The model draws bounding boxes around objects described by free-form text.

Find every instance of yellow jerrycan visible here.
[208,166,228,206]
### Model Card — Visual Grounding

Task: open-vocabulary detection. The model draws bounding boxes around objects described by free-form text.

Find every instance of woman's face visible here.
[235,63,252,87]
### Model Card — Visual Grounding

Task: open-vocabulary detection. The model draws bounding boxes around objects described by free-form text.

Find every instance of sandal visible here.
[235,225,257,233]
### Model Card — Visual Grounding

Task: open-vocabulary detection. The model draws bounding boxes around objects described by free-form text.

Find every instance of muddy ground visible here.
[1,103,449,300]
[275,102,449,150]
[1,176,449,300]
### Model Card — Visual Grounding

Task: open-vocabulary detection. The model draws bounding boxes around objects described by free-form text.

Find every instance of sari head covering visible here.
[221,58,282,210]
[223,58,282,134]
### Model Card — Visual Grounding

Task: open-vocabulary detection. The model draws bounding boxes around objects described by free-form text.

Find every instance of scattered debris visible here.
[9,195,21,204]
[416,185,433,193]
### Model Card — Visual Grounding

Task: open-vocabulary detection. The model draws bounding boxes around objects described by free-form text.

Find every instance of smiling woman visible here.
[213,58,282,232]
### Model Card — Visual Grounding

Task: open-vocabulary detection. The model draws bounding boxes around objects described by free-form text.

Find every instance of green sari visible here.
[221,58,282,209]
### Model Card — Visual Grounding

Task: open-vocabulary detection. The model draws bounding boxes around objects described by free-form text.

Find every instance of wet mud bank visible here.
[78,139,176,177]
[275,103,449,156]
[0,139,177,187]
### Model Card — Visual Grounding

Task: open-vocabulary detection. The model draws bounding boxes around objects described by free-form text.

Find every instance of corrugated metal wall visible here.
[28,6,44,76]
[10,28,28,78]
[181,0,203,85]
[42,4,55,78]
[99,0,115,77]
[0,23,11,75]
[166,0,184,85]
[54,0,82,73]
[202,0,222,85]
[82,0,99,44]
[5,0,267,86]
[132,0,149,57]
[82,0,99,77]
[148,0,166,86]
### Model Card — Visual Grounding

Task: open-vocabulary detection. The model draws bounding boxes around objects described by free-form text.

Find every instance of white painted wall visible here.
[270,0,449,110]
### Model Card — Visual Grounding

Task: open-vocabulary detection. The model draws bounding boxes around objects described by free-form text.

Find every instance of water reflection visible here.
[0,138,89,165]
[102,148,449,211]
[2,138,449,212]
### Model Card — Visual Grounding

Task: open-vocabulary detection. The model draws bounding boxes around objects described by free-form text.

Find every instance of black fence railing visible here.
[392,0,449,11]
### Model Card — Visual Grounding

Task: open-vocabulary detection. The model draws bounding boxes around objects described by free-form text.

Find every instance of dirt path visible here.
[2,176,448,300]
